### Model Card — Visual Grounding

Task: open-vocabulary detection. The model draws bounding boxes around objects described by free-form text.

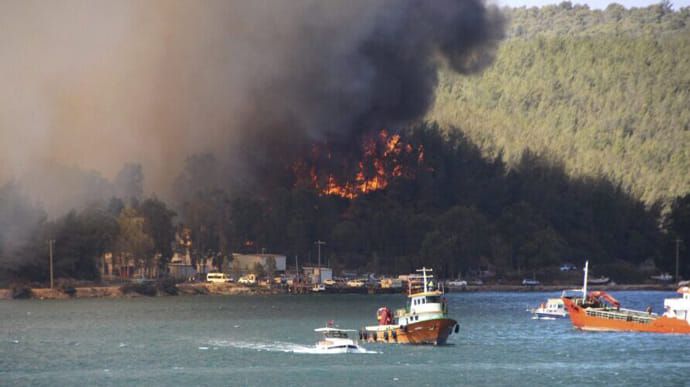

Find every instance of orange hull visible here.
[562,297,690,334]
[367,318,457,345]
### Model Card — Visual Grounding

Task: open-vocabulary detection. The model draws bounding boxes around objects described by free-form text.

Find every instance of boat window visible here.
[427,296,441,304]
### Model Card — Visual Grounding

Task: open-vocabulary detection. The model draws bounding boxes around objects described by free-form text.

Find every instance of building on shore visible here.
[231,253,287,273]
[168,251,195,280]
[302,266,333,284]
[100,252,161,281]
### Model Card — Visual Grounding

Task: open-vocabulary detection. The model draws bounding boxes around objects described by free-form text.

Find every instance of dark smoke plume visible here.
[0,0,503,206]
[236,0,505,181]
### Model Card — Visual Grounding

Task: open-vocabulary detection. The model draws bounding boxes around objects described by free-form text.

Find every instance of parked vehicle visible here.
[560,263,577,272]
[206,272,232,283]
[238,274,257,285]
[347,279,366,288]
[380,278,403,289]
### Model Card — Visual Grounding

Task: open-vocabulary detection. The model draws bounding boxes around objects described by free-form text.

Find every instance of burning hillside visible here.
[293,129,426,199]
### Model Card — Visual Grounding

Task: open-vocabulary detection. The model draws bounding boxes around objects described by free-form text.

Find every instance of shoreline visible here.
[0,282,681,300]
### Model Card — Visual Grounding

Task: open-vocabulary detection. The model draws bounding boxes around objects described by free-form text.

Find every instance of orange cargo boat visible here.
[562,261,690,334]
[363,267,458,345]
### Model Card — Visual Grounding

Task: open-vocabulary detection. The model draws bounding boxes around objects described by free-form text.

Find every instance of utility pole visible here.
[314,240,326,284]
[49,239,55,289]
[314,240,326,268]
[676,238,682,282]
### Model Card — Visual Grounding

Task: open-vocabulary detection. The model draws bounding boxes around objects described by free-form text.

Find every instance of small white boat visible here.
[651,273,673,282]
[587,276,610,285]
[314,327,367,353]
[312,284,326,292]
[446,279,467,287]
[522,278,540,286]
[530,298,568,319]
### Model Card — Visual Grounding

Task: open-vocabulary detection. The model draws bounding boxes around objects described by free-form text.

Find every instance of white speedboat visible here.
[314,327,366,353]
[530,298,568,319]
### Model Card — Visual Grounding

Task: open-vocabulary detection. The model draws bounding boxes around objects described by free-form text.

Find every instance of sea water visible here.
[1,291,688,386]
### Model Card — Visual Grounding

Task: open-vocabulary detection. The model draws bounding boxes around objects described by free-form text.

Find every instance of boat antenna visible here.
[582,260,589,303]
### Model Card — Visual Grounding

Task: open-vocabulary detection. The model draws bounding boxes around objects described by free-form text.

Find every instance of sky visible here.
[495,0,690,9]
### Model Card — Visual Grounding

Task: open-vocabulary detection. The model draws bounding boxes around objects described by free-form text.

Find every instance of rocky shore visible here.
[0,282,284,300]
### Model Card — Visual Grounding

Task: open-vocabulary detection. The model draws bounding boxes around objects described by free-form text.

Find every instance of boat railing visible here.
[618,307,658,316]
[585,309,656,324]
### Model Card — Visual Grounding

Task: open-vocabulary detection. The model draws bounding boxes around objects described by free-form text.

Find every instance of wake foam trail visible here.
[207,339,378,354]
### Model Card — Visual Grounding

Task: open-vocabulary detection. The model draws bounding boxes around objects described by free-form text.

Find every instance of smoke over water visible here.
[0,0,504,212]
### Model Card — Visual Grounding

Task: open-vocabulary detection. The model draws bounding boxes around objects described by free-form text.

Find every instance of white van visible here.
[206,272,231,283]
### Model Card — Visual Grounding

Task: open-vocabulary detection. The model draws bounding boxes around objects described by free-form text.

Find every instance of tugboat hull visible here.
[367,318,457,345]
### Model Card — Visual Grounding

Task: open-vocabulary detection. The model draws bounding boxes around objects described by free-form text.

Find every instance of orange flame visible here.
[295,129,424,199]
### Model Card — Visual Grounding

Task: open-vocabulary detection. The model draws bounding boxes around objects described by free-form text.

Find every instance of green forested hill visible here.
[429,3,690,206]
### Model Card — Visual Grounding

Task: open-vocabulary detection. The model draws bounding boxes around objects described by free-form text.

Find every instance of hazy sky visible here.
[495,0,690,8]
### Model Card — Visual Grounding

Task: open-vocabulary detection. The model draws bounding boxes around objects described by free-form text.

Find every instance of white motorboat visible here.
[530,298,568,319]
[314,327,366,353]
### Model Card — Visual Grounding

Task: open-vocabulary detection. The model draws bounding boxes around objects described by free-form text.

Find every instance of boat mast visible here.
[582,260,589,303]
[418,267,430,293]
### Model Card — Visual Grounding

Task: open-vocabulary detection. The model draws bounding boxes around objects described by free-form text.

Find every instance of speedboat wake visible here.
[207,339,378,354]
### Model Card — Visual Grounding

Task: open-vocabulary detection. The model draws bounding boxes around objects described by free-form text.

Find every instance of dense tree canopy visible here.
[428,3,690,207]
